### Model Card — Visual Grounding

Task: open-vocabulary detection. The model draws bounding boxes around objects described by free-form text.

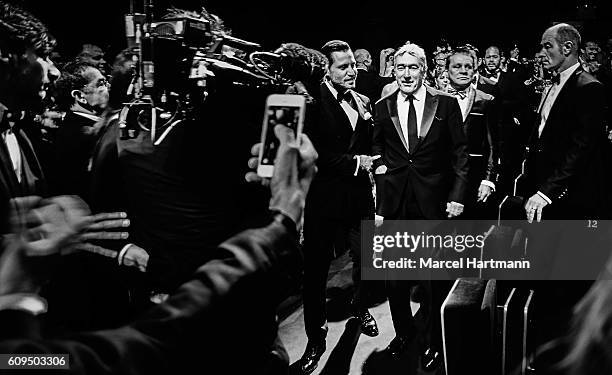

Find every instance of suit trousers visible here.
[386,180,423,338]
[385,181,454,351]
[302,214,371,342]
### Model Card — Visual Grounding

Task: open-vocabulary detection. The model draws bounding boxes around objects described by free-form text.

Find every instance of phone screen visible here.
[260,106,301,166]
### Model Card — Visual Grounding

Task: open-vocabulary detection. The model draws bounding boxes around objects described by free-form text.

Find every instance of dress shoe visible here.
[421,347,442,371]
[386,335,410,359]
[299,341,326,374]
[354,310,379,337]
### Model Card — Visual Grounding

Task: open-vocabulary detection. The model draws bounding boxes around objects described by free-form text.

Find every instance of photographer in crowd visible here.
[50,61,109,201]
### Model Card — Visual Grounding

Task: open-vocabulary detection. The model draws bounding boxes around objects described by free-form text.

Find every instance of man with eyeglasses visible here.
[51,62,109,201]
[371,42,468,370]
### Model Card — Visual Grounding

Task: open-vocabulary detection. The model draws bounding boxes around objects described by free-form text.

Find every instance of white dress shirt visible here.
[397,84,426,152]
[538,62,580,137]
[2,127,21,183]
[325,80,359,130]
[534,62,580,204]
[456,93,471,122]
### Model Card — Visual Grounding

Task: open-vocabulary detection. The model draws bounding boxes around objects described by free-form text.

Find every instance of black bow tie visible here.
[0,110,19,133]
[551,73,560,85]
[448,87,469,100]
[483,69,500,79]
[337,90,354,103]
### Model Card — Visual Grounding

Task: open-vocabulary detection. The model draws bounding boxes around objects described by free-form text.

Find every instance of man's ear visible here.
[562,41,574,56]
[71,90,87,104]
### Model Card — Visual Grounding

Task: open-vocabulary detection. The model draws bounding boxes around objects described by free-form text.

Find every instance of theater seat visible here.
[441,278,497,375]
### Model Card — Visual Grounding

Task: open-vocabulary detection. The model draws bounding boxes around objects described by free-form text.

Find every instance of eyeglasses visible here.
[83,77,109,92]
[95,78,109,88]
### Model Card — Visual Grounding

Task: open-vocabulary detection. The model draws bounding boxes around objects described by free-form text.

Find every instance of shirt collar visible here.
[397,83,426,102]
[325,78,344,101]
[558,62,580,86]
[73,111,101,123]
[0,103,7,124]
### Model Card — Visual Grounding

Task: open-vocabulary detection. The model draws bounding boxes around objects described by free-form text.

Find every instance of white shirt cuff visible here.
[118,243,133,265]
[480,180,496,191]
[450,201,464,207]
[375,214,384,221]
[353,156,360,176]
[0,293,47,315]
[537,191,552,204]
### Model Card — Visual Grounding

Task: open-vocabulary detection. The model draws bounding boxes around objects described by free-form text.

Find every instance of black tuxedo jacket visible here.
[525,68,607,219]
[355,68,395,104]
[372,86,469,219]
[462,88,497,185]
[0,127,46,205]
[304,83,375,220]
[50,111,99,201]
[0,220,300,375]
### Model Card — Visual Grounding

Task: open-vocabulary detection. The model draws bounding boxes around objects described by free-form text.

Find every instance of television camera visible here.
[120,1,316,144]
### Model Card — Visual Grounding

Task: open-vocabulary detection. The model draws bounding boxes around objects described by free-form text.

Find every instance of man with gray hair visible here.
[372,42,468,367]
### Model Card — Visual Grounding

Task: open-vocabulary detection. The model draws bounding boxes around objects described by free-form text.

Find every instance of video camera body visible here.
[121,1,294,144]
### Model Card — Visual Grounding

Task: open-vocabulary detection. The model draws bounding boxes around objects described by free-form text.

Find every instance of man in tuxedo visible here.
[447,48,496,218]
[298,40,379,375]
[507,43,528,81]
[523,23,608,346]
[371,42,469,369]
[480,45,531,194]
[51,62,109,201]
[0,2,60,205]
[355,48,394,104]
[524,23,606,222]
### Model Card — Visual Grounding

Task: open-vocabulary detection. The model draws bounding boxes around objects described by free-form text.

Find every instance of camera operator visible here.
[87,9,331,303]
[0,124,317,375]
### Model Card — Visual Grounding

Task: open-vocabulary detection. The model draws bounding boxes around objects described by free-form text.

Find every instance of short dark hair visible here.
[554,23,582,55]
[485,46,501,56]
[446,47,475,70]
[54,62,97,111]
[321,40,351,68]
[0,1,56,57]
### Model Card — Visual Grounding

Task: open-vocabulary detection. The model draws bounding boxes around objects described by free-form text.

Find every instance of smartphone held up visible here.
[257,94,306,178]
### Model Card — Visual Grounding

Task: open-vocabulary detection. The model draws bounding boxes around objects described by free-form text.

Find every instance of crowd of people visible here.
[0,1,611,374]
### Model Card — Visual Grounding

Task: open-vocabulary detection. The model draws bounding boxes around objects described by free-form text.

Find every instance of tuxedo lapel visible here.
[347,92,370,151]
[540,69,580,139]
[385,91,410,154]
[465,87,476,118]
[320,83,355,136]
[413,90,439,154]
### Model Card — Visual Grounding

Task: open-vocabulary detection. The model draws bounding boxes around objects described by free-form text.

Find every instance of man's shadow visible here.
[319,318,362,375]
[361,336,419,375]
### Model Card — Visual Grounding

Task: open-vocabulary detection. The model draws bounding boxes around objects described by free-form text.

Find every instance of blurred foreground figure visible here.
[0,124,317,375]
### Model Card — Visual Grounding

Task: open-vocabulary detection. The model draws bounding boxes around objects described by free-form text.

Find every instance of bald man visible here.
[354,48,394,103]
[524,23,608,346]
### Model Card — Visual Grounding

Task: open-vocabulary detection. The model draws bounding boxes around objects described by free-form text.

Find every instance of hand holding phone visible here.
[257,94,306,178]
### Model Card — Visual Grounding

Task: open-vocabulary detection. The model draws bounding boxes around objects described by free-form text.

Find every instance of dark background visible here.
[19,0,612,62]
